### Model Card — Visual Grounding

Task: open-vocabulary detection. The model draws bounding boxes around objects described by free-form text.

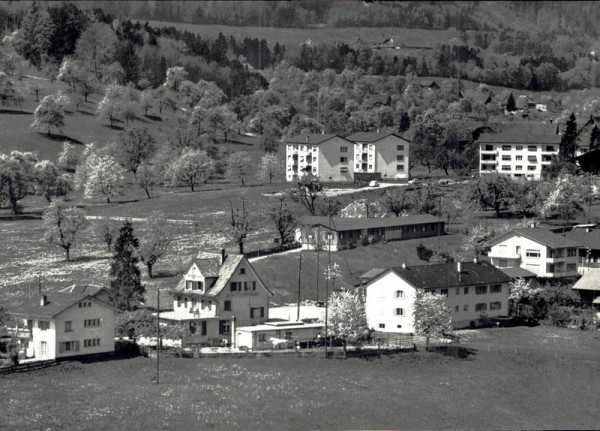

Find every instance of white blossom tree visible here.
[57,141,79,171]
[166,148,214,191]
[258,153,283,184]
[96,83,124,127]
[226,151,253,186]
[327,287,369,353]
[540,173,584,229]
[31,92,70,136]
[508,277,542,316]
[84,154,125,203]
[138,211,174,278]
[163,66,188,92]
[413,290,453,350]
[461,223,495,259]
[42,199,88,261]
[34,160,70,201]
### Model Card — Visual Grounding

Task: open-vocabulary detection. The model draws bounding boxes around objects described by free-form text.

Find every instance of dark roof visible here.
[285,134,344,145]
[226,133,264,146]
[499,267,537,279]
[561,228,600,250]
[389,261,511,290]
[9,293,111,319]
[346,131,409,143]
[192,257,222,278]
[359,268,387,280]
[299,215,441,232]
[490,228,582,249]
[477,123,561,144]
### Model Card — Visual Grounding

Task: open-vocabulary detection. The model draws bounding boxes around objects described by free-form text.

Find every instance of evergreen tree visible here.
[109,221,145,311]
[560,113,578,160]
[589,125,600,151]
[506,93,516,112]
[399,112,411,133]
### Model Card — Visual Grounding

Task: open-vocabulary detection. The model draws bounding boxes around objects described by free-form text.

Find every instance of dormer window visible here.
[185,280,203,291]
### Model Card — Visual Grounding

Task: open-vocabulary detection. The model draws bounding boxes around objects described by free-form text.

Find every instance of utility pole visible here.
[325,200,332,359]
[437,195,442,254]
[316,225,320,302]
[156,286,160,385]
[297,253,302,321]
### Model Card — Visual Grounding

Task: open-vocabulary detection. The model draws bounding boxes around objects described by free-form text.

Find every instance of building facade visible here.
[364,261,511,332]
[295,215,444,251]
[161,252,273,345]
[488,228,581,277]
[7,292,116,361]
[285,132,410,182]
[478,123,561,180]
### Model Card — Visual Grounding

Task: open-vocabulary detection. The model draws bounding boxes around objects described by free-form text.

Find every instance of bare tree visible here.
[269,197,298,250]
[230,198,253,254]
[43,199,88,261]
[138,212,174,278]
[290,173,323,216]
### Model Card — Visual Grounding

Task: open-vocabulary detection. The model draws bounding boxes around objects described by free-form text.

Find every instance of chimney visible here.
[221,249,227,265]
[40,295,48,307]
[457,261,462,273]
[306,135,310,143]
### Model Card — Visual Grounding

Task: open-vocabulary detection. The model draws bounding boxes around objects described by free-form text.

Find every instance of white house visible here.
[364,261,511,332]
[160,251,274,345]
[235,321,323,351]
[488,228,581,277]
[6,288,116,361]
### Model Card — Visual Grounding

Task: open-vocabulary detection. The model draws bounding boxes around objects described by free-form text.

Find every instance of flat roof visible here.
[237,322,323,332]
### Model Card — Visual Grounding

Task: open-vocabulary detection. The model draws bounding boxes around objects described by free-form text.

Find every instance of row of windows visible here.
[502,165,537,171]
[287,145,318,152]
[474,302,502,312]
[59,341,80,353]
[185,280,204,290]
[84,319,101,327]
[487,145,555,152]
[84,338,101,347]
[230,281,257,292]
[379,323,403,329]
[78,301,92,308]
[439,285,502,296]
[177,297,212,309]
[502,155,538,162]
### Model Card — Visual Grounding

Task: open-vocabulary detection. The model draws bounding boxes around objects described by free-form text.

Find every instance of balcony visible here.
[489,251,520,260]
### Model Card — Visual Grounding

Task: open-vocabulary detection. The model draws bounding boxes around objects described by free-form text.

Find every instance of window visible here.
[379,323,385,329]
[65,321,73,332]
[368,165,373,170]
[60,341,81,352]
[84,319,101,327]
[502,165,511,171]
[285,331,293,340]
[396,165,404,172]
[396,324,402,329]
[201,321,207,336]
[567,248,577,257]
[490,284,502,293]
[78,301,92,308]
[526,249,540,258]
[395,290,404,298]
[340,146,348,153]
[464,287,469,294]
[397,145,405,151]
[397,155,404,161]
[515,166,522,171]
[440,289,448,296]
[475,286,487,295]
[83,339,100,348]
[230,282,240,292]
[38,321,50,330]
[516,146,523,151]
[501,145,511,151]
[340,157,348,163]
[40,341,47,356]
[455,306,459,312]
[240,268,246,275]
[258,333,266,342]
[528,156,537,162]
[340,167,349,173]
[485,145,493,151]
[250,307,265,319]
[489,302,502,310]
[455,288,460,295]
[502,155,511,161]
[463,304,468,311]
[528,146,537,151]
[545,145,555,152]
[567,263,577,272]
[475,303,487,312]
[186,280,193,289]
[516,155,523,161]
[395,308,404,316]
[224,300,231,311]
[252,281,256,291]
[219,320,231,335]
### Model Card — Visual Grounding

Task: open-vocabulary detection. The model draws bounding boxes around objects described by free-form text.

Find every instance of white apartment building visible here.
[488,228,581,278]
[478,123,561,180]
[285,132,410,182]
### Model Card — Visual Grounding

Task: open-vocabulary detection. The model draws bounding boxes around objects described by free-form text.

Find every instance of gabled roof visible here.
[58,284,109,298]
[345,131,410,143]
[285,134,347,145]
[561,228,600,250]
[499,267,537,279]
[369,261,511,290]
[572,268,600,291]
[191,257,222,278]
[490,228,582,249]
[477,122,561,144]
[298,215,441,232]
[9,293,113,319]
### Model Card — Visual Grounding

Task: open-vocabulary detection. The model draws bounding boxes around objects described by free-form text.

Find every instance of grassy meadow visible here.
[1,326,599,430]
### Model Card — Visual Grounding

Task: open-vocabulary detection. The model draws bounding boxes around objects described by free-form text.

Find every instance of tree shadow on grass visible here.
[0,109,32,115]
[153,270,181,279]
[145,114,163,122]
[40,132,86,145]
[70,255,111,263]
[107,124,124,131]
[428,345,478,360]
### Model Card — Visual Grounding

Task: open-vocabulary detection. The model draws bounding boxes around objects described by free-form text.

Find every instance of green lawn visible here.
[1,326,599,430]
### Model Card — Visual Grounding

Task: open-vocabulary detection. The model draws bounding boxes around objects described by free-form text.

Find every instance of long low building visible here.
[235,321,323,350]
[295,215,444,251]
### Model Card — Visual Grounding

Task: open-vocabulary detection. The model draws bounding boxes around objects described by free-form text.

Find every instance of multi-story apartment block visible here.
[346,132,410,180]
[285,132,410,182]
[488,228,581,277]
[478,123,561,180]
[364,261,511,332]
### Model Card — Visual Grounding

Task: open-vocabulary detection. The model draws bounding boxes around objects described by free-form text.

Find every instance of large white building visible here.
[363,261,511,332]
[478,123,561,180]
[488,228,581,278]
[285,132,410,182]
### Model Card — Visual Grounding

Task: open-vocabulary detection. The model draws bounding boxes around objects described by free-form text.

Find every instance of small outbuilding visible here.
[235,321,323,351]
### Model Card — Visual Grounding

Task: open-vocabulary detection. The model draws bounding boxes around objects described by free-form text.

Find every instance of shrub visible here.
[547,305,571,327]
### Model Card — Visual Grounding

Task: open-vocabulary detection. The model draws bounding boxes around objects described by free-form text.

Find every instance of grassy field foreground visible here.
[1,326,599,430]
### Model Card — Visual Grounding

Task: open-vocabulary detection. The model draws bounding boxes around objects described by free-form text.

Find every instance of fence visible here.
[0,359,58,375]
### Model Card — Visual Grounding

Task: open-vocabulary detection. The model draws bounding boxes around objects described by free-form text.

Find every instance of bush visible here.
[547,305,571,327]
